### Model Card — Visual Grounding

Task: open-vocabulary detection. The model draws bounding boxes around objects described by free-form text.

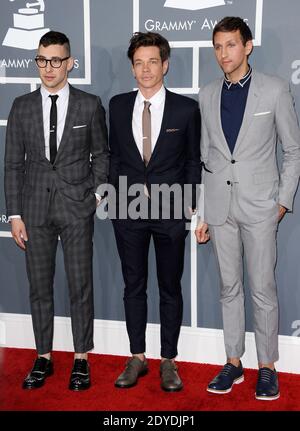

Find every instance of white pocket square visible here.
[73,124,87,129]
[254,111,271,116]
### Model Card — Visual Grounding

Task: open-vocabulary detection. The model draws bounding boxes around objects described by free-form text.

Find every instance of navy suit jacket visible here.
[108,89,201,216]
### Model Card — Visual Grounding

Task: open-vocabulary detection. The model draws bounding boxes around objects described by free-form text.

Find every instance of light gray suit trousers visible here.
[209,184,279,363]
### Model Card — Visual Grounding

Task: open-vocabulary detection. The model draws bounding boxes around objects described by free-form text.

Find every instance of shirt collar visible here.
[224,66,252,89]
[40,82,70,102]
[137,85,166,108]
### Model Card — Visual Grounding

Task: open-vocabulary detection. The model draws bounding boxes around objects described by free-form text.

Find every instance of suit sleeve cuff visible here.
[8,215,22,222]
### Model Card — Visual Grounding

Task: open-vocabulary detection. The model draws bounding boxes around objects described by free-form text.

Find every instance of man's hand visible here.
[195,221,210,243]
[278,205,287,222]
[11,218,28,250]
[95,193,101,207]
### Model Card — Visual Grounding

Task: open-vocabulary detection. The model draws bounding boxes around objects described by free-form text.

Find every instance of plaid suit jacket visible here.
[4,85,109,226]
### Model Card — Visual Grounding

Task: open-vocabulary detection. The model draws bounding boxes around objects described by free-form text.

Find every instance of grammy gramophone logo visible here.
[2,0,50,50]
[164,0,226,10]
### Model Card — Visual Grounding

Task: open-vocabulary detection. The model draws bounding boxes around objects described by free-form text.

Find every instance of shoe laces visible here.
[220,363,237,376]
[73,359,88,375]
[259,368,274,383]
[126,357,145,369]
[32,357,48,372]
[160,360,177,377]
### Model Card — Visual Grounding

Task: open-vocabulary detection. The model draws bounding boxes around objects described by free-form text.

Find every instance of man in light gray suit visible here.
[195,17,300,400]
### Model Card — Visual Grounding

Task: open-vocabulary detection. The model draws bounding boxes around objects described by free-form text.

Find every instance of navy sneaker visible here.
[207,362,244,394]
[255,367,280,400]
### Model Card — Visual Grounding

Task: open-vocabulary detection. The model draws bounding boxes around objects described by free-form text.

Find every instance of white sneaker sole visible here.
[255,392,280,401]
[207,375,244,394]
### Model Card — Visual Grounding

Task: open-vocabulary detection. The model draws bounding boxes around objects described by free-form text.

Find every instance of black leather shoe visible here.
[69,359,91,391]
[22,357,53,389]
[115,357,148,388]
[207,362,244,394]
[255,367,280,400]
[160,360,183,392]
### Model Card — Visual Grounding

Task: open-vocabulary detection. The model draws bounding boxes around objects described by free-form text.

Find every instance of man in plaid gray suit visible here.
[4,31,109,391]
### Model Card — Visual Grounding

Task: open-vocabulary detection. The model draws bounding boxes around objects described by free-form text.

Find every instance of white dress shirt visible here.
[41,83,69,160]
[132,85,166,159]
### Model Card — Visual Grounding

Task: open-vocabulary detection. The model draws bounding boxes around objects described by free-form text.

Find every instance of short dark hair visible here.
[39,31,71,56]
[213,16,253,46]
[127,32,170,64]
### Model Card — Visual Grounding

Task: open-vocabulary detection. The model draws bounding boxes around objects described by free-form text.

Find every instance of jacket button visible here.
[231,159,236,164]
[227,180,231,185]
[53,166,56,171]
[46,188,50,192]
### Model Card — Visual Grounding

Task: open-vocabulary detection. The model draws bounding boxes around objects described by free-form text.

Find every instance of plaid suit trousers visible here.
[25,189,95,354]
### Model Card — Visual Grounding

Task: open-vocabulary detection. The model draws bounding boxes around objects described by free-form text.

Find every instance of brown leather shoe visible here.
[115,357,148,388]
[160,359,183,392]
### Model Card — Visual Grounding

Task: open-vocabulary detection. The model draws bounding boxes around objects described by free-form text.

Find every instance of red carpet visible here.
[0,347,300,411]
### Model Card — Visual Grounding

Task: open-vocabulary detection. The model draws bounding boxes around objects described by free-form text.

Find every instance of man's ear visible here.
[67,56,74,72]
[245,40,253,57]
[163,60,169,76]
[131,64,136,78]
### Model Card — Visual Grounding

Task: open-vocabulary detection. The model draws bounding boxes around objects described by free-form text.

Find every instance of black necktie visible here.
[49,95,59,164]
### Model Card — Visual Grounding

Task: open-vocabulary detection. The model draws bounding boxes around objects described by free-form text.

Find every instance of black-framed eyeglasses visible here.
[35,56,70,68]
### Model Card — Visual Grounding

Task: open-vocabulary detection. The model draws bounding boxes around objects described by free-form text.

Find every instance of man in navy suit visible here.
[109,32,200,391]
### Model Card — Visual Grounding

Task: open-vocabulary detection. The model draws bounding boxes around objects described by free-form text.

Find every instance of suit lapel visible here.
[212,79,232,157]
[55,85,80,162]
[233,70,261,154]
[31,89,46,158]
[126,91,145,164]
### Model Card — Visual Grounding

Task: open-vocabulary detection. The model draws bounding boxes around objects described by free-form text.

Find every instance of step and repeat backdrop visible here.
[1,0,300,346]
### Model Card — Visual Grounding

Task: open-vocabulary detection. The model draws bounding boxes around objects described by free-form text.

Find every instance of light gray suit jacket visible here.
[199,70,300,225]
